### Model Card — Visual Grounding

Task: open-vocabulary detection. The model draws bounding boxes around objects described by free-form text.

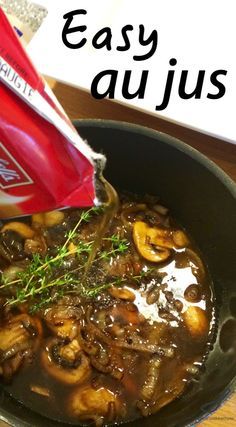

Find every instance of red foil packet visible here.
[0,8,105,219]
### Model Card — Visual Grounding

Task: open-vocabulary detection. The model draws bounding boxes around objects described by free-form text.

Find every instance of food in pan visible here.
[0,193,214,426]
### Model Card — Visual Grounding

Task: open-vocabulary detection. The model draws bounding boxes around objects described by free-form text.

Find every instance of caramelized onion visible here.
[185,248,206,280]
[0,314,42,360]
[153,204,168,216]
[84,321,174,357]
[30,385,50,397]
[0,352,23,383]
[121,203,147,227]
[79,325,124,380]
[141,356,161,400]
[0,314,42,380]
[92,343,124,380]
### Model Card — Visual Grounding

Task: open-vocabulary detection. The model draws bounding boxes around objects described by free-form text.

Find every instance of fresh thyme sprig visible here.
[79,273,147,298]
[0,207,134,312]
[101,234,129,260]
[0,207,101,290]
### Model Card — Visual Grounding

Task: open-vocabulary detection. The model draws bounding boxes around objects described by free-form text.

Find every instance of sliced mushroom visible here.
[183,306,209,337]
[30,385,50,397]
[110,303,144,326]
[184,284,202,303]
[68,385,122,425]
[41,338,91,385]
[1,222,34,239]
[108,286,135,302]
[172,230,189,247]
[133,221,171,263]
[2,265,24,283]
[133,222,189,263]
[153,204,169,216]
[43,305,81,340]
[146,286,160,305]
[0,231,26,262]
[32,213,45,227]
[32,211,65,228]
[102,250,141,278]
[44,211,65,227]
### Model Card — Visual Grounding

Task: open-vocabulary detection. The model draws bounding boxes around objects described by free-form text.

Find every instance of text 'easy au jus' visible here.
[62,9,227,111]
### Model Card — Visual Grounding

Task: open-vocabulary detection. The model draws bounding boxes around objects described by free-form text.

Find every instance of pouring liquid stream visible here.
[82,177,119,281]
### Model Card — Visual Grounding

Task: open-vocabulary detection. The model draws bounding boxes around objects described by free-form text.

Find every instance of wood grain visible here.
[0,80,235,427]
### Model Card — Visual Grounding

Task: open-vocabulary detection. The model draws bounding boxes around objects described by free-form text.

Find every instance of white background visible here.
[29,0,236,144]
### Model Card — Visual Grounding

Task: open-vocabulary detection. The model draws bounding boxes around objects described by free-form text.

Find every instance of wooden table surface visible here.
[1,80,236,426]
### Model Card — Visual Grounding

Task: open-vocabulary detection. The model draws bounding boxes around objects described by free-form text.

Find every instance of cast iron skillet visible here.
[0,120,236,427]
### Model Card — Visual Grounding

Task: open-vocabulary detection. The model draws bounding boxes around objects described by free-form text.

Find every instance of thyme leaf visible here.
[0,207,136,312]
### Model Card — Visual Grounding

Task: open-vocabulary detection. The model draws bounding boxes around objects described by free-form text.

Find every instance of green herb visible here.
[0,207,134,312]
[68,272,152,299]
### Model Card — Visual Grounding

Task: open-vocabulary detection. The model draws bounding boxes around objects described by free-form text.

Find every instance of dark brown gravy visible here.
[0,192,215,426]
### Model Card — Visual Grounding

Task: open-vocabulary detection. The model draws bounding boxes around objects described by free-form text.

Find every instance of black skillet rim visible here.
[74,118,236,200]
[73,119,236,426]
[0,119,236,427]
